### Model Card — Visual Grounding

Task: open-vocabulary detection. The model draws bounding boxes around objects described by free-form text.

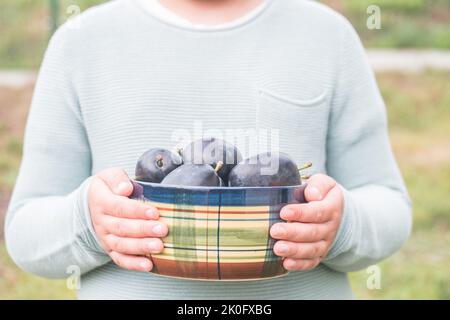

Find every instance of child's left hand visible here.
[270,174,344,271]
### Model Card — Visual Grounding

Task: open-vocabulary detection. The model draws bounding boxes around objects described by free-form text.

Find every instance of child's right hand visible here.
[88,168,168,272]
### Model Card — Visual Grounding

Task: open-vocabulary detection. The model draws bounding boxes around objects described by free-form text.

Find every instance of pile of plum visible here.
[135,138,311,187]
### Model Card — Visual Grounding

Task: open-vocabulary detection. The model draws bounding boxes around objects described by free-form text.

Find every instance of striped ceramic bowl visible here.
[131,182,306,281]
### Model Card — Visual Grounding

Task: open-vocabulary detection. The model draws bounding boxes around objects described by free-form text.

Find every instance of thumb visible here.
[97,168,133,197]
[304,173,336,202]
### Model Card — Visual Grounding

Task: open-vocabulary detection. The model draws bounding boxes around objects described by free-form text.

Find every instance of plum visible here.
[228,152,302,187]
[180,137,242,183]
[135,148,183,183]
[161,162,224,187]
[130,180,145,200]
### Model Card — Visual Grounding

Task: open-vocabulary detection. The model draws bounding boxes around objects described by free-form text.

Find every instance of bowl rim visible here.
[133,179,305,191]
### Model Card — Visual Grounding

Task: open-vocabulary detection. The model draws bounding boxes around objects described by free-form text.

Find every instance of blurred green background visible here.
[1,0,450,69]
[0,0,449,299]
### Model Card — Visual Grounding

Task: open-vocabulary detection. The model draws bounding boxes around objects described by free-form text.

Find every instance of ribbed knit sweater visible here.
[5,0,412,299]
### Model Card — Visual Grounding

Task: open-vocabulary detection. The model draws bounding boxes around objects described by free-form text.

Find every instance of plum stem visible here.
[156,155,164,168]
[215,161,224,173]
[298,162,313,171]
[301,174,311,180]
[176,148,183,156]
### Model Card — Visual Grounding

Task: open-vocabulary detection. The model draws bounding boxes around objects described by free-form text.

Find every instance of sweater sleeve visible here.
[321,19,412,272]
[4,26,110,279]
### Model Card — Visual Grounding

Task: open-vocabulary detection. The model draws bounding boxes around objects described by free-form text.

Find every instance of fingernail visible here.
[153,224,166,236]
[277,243,289,254]
[309,187,322,200]
[272,224,286,238]
[285,259,296,269]
[281,208,294,219]
[116,182,130,194]
[147,240,161,252]
[145,208,159,219]
[139,260,151,270]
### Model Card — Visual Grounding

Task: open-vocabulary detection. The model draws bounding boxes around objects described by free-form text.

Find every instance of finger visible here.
[324,185,345,220]
[92,178,158,220]
[274,241,328,259]
[106,194,159,220]
[104,234,164,255]
[110,251,153,272]
[270,222,330,242]
[280,202,332,223]
[281,185,343,223]
[283,258,320,271]
[101,215,168,238]
[97,167,133,196]
[304,174,336,202]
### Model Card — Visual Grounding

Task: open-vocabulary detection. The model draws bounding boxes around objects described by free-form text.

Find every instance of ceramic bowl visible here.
[131,181,306,281]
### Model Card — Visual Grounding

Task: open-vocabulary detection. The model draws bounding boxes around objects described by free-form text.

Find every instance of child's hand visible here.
[88,168,168,272]
[270,174,344,271]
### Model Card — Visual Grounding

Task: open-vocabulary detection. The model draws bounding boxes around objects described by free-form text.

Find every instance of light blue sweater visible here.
[5,0,412,299]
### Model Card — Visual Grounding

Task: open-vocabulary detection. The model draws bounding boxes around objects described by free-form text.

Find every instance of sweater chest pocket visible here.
[256,88,329,159]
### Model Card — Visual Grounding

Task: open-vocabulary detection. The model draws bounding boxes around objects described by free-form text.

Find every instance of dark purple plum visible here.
[135,148,182,183]
[180,137,242,183]
[228,152,301,187]
[161,162,224,187]
[130,180,145,201]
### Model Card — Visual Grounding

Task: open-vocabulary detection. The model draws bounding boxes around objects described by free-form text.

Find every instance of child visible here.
[5,0,411,299]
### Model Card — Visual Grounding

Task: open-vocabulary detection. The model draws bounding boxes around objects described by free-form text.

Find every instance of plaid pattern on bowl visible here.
[133,182,306,281]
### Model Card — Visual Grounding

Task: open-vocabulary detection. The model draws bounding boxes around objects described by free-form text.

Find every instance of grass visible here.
[347,71,450,299]
[0,244,75,299]
[0,71,449,299]
[350,230,450,299]
[1,0,450,68]
[0,0,105,69]
[324,0,450,49]
[0,85,31,189]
